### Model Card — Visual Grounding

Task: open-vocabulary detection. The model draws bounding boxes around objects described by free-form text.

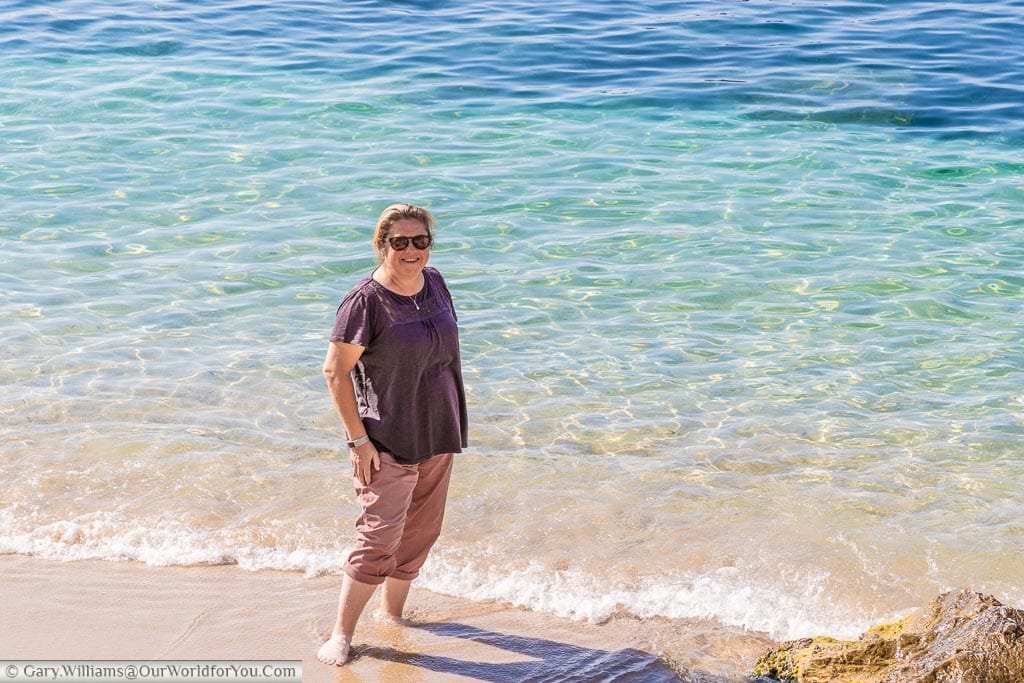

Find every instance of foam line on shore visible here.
[1,508,883,641]
[419,552,883,641]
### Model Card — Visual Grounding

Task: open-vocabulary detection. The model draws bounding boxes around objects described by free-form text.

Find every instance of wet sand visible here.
[0,555,774,682]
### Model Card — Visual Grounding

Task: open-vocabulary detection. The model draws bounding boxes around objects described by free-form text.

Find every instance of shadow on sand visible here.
[354,621,685,682]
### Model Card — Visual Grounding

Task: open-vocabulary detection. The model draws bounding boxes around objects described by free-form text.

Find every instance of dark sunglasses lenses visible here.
[388,235,432,250]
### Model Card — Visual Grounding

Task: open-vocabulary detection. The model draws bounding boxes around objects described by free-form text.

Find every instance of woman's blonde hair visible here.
[372,203,435,262]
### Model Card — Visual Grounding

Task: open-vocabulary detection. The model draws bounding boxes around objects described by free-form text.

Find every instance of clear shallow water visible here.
[2,0,1023,643]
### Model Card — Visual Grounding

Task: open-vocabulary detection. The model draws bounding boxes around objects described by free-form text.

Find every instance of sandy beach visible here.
[0,555,775,682]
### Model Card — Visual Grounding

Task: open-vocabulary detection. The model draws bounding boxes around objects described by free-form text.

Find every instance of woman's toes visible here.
[317,635,350,666]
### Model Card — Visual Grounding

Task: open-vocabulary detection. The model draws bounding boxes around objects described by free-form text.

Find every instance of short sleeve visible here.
[431,269,458,322]
[330,289,373,346]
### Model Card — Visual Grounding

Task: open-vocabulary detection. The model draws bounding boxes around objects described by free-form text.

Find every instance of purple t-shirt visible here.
[330,267,468,464]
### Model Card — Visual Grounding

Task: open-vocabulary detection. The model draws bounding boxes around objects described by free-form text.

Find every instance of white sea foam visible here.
[418,552,882,641]
[0,507,885,641]
[0,508,347,578]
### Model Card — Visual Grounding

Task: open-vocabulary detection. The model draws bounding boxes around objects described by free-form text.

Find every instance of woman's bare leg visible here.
[317,574,377,666]
[379,577,412,622]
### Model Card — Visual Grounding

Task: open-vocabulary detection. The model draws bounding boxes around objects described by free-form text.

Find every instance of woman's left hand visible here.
[351,441,381,486]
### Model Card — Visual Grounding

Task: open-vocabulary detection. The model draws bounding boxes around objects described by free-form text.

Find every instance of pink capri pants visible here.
[343,451,453,586]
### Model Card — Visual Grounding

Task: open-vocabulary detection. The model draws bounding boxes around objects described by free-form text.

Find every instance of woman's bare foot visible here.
[316,634,350,666]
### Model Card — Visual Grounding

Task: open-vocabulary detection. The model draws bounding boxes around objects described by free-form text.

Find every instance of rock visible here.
[753,588,1024,682]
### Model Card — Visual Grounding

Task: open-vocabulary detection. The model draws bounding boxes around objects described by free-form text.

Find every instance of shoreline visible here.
[0,554,775,682]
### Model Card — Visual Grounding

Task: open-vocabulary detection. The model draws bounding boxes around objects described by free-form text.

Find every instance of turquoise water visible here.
[2,0,1023,642]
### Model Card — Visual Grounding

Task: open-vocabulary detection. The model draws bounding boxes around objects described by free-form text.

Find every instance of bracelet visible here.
[346,434,371,449]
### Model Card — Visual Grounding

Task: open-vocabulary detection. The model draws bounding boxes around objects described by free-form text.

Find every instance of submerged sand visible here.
[0,555,775,682]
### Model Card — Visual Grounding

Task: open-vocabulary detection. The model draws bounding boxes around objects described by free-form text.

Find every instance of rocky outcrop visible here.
[753,589,1024,682]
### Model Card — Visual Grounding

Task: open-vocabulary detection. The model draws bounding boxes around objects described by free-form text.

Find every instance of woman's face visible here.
[382,218,431,278]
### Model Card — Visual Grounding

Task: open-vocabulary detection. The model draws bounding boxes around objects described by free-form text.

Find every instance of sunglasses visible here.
[384,234,433,251]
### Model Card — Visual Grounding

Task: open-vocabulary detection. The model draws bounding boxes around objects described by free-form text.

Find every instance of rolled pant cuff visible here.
[342,563,387,586]
[389,569,419,582]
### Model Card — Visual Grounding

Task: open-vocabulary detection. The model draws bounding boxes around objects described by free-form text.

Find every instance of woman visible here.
[317,203,468,666]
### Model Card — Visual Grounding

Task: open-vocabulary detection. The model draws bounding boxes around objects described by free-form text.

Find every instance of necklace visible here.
[398,277,423,310]
[375,268,423,309]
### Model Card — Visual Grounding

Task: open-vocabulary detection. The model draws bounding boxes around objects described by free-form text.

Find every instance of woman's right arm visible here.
[323,341,380,485]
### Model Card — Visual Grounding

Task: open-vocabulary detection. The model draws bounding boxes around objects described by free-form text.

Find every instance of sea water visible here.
[2,0,1023,642]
